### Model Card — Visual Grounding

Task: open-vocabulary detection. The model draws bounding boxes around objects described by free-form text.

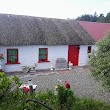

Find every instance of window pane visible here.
[8,50,17,55]
[39,49,46,54]
[88,46,91,53]
[39,55,46,60]
[8,56,17,63]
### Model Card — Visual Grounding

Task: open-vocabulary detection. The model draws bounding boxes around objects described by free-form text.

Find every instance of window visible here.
[7,49,19,64]
[39,48,49,62]
[88,46,91,53]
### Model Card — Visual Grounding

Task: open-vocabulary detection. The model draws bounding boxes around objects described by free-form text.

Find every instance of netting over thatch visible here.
[0,14,95,46]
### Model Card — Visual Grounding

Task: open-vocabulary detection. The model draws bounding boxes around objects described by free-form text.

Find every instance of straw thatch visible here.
[0,14,95,46]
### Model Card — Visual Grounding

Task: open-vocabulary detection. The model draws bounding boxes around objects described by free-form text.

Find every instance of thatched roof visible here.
[0,14,95,46]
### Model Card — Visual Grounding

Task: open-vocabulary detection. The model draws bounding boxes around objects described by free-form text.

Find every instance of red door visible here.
[68,45,79,66]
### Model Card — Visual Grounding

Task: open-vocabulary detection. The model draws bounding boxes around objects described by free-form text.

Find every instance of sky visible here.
[0,0,109,19]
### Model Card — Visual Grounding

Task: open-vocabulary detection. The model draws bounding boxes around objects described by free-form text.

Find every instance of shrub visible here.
[57,85,74,109]
[0,75,110,110]
[0,88,110,110]
[89,32,110,88]
[0,73,12,98]
[12,76,22,87]
[72,97,110,110]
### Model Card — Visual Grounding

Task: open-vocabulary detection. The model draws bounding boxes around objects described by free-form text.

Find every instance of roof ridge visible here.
[0,13,73,21]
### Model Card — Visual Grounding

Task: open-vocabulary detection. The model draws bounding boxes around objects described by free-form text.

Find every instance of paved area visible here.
[7,67,110,103]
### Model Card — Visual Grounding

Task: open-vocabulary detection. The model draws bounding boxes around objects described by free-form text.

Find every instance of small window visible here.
[39,48,48,62]
[7,49,19,64]
[88,46,91,53]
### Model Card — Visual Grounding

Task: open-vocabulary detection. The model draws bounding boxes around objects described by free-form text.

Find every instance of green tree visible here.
[105,12,110,23]
[92,12,98,22]
[76,12,98,22]
[76,14,92,21]
[76,12,110,23]
[89,32,110,88]
[97,14,105,23]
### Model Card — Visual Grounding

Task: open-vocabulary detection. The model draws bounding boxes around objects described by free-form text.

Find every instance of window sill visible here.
[38,61,50,63]
[6,62,20,65]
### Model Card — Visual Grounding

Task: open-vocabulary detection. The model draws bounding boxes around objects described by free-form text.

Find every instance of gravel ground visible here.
[10,67,110,103]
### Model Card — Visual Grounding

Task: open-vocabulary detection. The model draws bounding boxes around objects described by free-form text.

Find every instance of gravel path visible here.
[18,67,110,103]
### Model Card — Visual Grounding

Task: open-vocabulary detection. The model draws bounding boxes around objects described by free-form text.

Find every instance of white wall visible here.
[0,46,6,71]
[0,45,68,72]
[0,44,97,72]
[78,45,95,66]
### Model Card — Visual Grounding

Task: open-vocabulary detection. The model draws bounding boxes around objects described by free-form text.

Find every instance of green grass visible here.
[0,89,110,110]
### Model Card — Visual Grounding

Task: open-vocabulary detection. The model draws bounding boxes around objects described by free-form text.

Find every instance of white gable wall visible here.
[0,45,68,72]
[78,45,96,66]
[78,45,88,66]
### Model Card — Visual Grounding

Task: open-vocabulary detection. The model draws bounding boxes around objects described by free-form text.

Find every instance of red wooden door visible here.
[68,45,79,66]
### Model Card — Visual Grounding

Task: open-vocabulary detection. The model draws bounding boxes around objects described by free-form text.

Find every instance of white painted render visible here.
[78,45,95,66]
[0,45,68,72]
[0,45,96,72]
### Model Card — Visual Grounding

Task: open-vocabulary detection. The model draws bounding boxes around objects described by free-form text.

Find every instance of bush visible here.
[89,32,110,88]
[0,73,12,98]
[0,76,110,110]
[0,87,110,110]
[72,97,110,110]
[12,76,22,87]
[57,85,74,109]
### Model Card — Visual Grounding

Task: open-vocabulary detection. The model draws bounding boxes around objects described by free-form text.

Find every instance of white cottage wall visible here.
[92,45,97,51]
[78,45,95,66]
[0,46,6,71]
[78,45,88,66]
[0,45,97,72]
[0,45,68,72]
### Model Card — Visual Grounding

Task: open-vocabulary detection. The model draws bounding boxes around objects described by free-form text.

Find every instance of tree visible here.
[76,14,92,21]
[89,32,110,88]
[105,12,110,23]
[76,12,98,22]
[97,14,105,23]
[76,12,110,23]
[92,12,98,22]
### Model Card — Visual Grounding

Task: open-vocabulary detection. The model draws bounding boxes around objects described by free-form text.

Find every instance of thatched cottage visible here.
[0,14,109,72]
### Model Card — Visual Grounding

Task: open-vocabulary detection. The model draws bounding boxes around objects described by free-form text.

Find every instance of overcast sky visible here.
[0,0,109,19]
